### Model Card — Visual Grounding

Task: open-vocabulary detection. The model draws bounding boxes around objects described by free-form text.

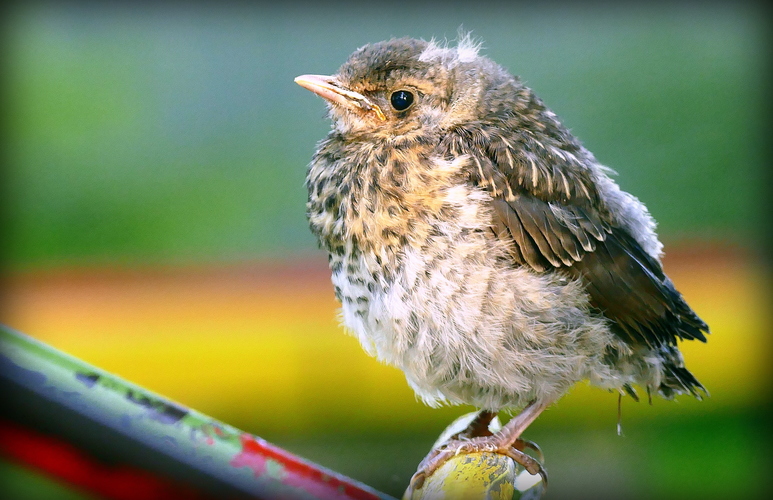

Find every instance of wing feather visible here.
[444,127,709,349]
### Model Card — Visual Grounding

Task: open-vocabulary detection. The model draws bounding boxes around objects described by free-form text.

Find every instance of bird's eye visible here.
[390,90,414,111]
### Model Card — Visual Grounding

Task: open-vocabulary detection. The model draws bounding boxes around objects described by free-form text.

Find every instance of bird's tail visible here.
[657,344,707,400]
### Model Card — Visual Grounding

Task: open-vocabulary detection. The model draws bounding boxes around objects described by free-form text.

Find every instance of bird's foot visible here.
[409,435,547,491]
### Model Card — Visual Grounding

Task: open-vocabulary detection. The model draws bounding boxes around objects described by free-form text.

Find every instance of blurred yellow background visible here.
[3,248,769,431]
[1,2,770,499]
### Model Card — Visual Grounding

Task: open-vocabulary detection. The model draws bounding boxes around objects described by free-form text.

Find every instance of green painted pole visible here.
[0,324,395,500]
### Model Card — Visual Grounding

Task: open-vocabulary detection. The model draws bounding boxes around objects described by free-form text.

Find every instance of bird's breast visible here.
[311,150,506,366]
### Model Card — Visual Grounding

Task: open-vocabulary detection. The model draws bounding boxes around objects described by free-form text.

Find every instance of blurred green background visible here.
[1,2,770,499]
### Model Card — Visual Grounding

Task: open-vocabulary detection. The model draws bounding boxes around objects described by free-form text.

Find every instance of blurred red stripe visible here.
[0,419,210,500]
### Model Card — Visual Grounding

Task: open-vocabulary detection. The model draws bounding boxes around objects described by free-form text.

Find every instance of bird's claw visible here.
[408,471,426,491]
[409,437,547,491]
[501,445,548,485]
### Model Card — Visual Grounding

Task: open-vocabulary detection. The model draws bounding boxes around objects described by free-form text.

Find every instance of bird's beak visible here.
[294,74,386,121]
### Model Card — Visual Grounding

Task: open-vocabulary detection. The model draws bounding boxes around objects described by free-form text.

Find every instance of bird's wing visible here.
[441,126,708,348]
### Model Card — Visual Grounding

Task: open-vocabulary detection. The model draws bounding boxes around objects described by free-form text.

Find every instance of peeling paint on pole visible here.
[0,324,395,500]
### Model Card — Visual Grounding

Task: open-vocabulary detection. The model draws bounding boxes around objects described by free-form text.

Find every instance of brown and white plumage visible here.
[296,35,708,486]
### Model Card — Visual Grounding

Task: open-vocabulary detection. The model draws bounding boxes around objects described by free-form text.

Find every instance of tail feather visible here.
[658,345,707,400]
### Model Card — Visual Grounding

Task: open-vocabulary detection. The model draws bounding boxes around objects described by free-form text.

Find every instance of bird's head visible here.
[296,36,516,139]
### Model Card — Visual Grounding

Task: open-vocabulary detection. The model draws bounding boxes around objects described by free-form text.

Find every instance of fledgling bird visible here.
[295,36,708,488]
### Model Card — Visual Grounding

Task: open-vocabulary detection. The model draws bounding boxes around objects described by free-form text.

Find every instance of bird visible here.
[295,35,708,490]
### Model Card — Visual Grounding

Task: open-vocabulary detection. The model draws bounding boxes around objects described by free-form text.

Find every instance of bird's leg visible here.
[484,399,550,454]
[410,400,550,490]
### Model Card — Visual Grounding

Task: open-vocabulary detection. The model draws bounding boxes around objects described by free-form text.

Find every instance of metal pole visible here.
[0,324,395,500]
